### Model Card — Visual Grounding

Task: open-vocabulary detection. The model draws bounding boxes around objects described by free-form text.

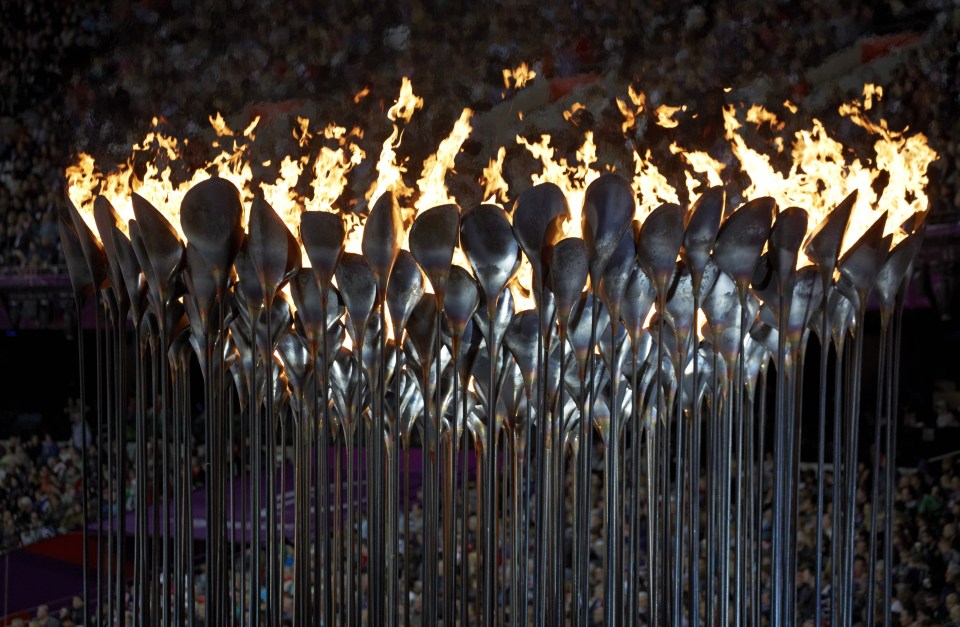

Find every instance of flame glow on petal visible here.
[517,132,601,238]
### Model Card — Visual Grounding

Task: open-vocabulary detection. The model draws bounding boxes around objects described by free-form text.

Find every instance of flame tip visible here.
[65,77,935,277]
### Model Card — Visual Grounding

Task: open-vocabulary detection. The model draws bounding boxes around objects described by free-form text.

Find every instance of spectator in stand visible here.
[936,400,959,428]
[34,605,61,627]
[0,428,85,551]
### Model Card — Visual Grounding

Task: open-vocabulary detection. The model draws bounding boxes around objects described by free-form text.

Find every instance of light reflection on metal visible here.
[63,172,923,626]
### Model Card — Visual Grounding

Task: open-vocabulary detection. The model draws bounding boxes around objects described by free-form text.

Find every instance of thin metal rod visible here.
[830,337,847,626]
[605,316,623,627]
[459,368,470,627]
[235,376,244,627]
[104,301,115,627]
[166,340,176,627]
[375,307,388,627]
[134,324,145,627]
[443,362,458,627]
[474,432,484,626]
[705,349,718,626]
[770,291,789,627]
[814,286,830,627]
[673,338,687,626]
[203,329,217,627]
[689,301,701,627]
[510,430,523,627]
[482,310,498,627]
[577,302,600,626]
[423,311,441,626]
[755,362,768,627]
[402,429,411,627]
[321,299,334,627]
[76,302,91,626]
[533,300,546,627]
[843,307,867,627]
[883,295,905,627]
[627,347,641,626]
[249,305,261,627]
[497,427,507,627]
[333,429,343,625]
[553,333,567,626]
[385,337,400,627]
[865,311,889,627]
[653,304,667,626]
[345,355,358,627]
[732,301,748,627]
[786,338,806,624]
[228,387,238,625]
[115,306,128,627]
[265,303,279,626]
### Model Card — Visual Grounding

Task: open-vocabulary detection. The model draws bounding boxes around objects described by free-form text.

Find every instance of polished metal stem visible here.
[576,303,599,626]
[865,311,889,627]
[482,312,498,627]
[883,297,905,627]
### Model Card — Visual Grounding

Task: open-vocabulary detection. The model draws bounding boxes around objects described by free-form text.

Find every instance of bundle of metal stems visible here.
[58,174,924,626]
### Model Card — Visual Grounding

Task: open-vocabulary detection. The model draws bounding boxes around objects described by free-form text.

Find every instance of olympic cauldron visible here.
[60,85,930,627]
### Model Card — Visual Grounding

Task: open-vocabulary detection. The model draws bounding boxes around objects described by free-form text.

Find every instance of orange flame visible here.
[353,86,371,104]
[365,80,421,211]
[563,102,586,125]
[631,149,679,220]
[65,74,935,287]
[654,104,686,128]
[617,85,647,133]
[66,115,257,240]
[503,62,537,89]
[745,105,784,131]
[481,147,509,205]
[516,132,602,238]
[669,142,725,203]
[414,108,473,217]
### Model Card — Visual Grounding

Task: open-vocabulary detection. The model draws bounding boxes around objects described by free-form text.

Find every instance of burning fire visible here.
[515,132,601,238]
[414,108,473,216]
[616,85,647,134]
[481,147,509,205]
[66,79,936,302]
[653,104,687,129]
[503,62,537,90]
[366,77,423,205]
[720,84,936,257]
